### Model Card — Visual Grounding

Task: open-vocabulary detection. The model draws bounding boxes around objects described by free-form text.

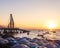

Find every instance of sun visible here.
[46,20,56,29]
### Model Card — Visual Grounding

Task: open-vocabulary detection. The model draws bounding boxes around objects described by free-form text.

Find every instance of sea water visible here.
[14,30,60,40]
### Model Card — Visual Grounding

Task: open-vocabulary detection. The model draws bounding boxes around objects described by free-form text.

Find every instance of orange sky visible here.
[0,0,60,29]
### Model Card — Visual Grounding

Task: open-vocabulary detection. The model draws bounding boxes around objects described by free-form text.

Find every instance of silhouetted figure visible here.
[27,32,29,35]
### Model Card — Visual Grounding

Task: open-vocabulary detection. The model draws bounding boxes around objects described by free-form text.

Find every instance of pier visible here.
[0,14,30,35]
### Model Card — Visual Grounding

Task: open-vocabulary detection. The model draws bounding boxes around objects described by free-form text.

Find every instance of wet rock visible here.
[6,37,18,46]
[11,44,29,48]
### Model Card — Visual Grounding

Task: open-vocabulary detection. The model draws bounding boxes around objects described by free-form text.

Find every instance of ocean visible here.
[14,30,60,40]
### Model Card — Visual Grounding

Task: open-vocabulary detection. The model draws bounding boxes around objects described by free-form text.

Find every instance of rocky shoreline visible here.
[0,35,60,48]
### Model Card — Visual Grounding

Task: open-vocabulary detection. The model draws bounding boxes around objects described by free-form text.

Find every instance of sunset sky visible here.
[0,0,60,29]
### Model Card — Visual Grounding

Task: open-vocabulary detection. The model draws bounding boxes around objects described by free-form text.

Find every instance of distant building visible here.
[8,14,14,28]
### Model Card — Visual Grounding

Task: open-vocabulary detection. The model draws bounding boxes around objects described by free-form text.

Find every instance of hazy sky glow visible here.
[0,0,60,29]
